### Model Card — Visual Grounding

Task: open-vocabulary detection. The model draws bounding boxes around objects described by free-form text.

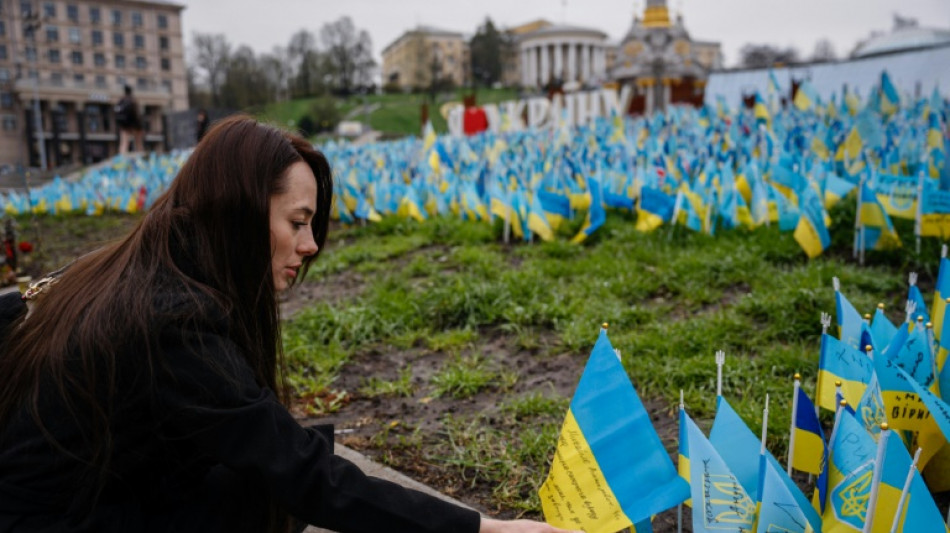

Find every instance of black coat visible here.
[0,289,479,532]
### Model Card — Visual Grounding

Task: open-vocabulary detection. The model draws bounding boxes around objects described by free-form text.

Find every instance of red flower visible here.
[18,241,33,253]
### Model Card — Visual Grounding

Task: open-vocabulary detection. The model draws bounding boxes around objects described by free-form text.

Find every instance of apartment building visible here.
[0,0,187,169]
[381,26,469,91]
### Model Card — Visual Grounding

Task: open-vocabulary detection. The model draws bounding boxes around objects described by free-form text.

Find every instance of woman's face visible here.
[269,161,319,292]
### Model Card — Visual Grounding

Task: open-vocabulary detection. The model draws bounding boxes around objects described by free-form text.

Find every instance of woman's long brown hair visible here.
[0,116,333,527]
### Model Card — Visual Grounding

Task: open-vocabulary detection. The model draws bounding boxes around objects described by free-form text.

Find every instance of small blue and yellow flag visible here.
[755,453,819,533]
[571,177,605,243]
[835,287,873,351]
[933,254,950,342]
[859,182,902,251]
[794,81,820,112]
[879,71,900,115]
[872,352,945,468]
[707,396,823,532]
[920,189,950,241]
[817,333,873,411]
[820,409,876,531]
[537,189,570,231]
[867,428,950,533]
[791,386,825,475]
[527,193,554,242]
[869,305,897,349]
[677,407,692,507]
[793,185,831,258]
[683,409,757,533]
[540,329,688,532]
[891,319,935,389]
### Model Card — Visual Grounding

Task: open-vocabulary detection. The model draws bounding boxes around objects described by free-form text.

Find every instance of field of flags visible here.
[541,249,950,532]
[329,70,949,259]
[1,151,191,217]
[1,71,947,262]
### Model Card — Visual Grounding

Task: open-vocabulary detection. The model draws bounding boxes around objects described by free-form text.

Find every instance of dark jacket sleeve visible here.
[0,291,26,350]
[154,323,480,533]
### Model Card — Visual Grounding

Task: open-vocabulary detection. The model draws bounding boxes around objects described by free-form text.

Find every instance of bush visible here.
[308,97,342,133]
[297,115,317,138]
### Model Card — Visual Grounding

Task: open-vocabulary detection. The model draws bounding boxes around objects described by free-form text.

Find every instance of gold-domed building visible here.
[610,0,722,115]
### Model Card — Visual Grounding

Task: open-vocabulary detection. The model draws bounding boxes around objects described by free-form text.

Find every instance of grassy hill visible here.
[255,87,519,138]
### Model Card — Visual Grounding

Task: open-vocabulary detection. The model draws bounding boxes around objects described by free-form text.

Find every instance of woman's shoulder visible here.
[151,275,230,333]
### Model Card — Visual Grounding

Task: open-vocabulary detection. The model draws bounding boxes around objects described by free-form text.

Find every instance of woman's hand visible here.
[479,516,584,533]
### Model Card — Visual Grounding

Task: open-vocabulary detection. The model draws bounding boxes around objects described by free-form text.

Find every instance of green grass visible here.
[359,365,416,398]
[431,354,497,399]
[271,203,935,513]
[256,88,520,138]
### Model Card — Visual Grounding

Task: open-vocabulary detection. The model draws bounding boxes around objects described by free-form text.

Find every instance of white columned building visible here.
[514,22,610,89]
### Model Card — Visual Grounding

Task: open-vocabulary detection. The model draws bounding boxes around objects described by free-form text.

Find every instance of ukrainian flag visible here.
[920,189,950,240]
[677,407,692,507]
[928,111,945,155]
[867,428,950,533]
[397,186,427,223]
[794,80,820,112]
[859,181,902,251]
[855,374,886,442]
[756,453,819,533]
[706,396,822,533]
[791,387,825,475]
[817,333,873,411]
[879,71,900,115]
[682,409,757,533]
[636,186,674,233]
[793,185,831,258]
[933,255,950,342]
[537,189,570,231]
[539,330,688,532]
[822,172,856,209]
[891,320,935,388]
[870,305,898,347]
[820,409,876,532]
[571,177,605,243]
[527,194,554,242]
[873,352,946,468]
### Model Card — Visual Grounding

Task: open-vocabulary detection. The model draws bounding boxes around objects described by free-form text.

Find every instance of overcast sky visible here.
[179,0,949,68]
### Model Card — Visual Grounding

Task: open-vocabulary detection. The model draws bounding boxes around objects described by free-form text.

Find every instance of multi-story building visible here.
[381,26,469,91]
[0,0,187,169]
[612,0,722,114]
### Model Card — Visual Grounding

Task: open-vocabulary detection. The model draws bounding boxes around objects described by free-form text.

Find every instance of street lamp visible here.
[22,7,47,170]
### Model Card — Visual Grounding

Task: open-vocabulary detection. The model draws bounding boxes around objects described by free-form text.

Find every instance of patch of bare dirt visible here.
[287,324,685,527]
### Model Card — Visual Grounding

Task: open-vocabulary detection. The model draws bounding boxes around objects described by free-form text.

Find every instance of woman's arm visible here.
[480,517,584,533]
[155,325,481,532]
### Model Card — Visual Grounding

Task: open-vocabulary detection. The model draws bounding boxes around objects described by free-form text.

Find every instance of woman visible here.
[0,117,578,533]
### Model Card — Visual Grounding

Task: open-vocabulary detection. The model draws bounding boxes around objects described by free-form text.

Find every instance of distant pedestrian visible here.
[196,109,210,144]
[115,85,143,155]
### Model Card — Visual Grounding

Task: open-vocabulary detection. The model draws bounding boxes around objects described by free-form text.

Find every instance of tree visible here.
[319,17,376,95]
[191,32,232,107]
[260,47,292,102]
[287,29,321,98]
[738,44,800,69]
[219,46,274,109]
[469,18,506,87]
[810,39,837,63]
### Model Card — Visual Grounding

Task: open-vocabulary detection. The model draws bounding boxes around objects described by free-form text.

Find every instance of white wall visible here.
[705,44,950,106]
